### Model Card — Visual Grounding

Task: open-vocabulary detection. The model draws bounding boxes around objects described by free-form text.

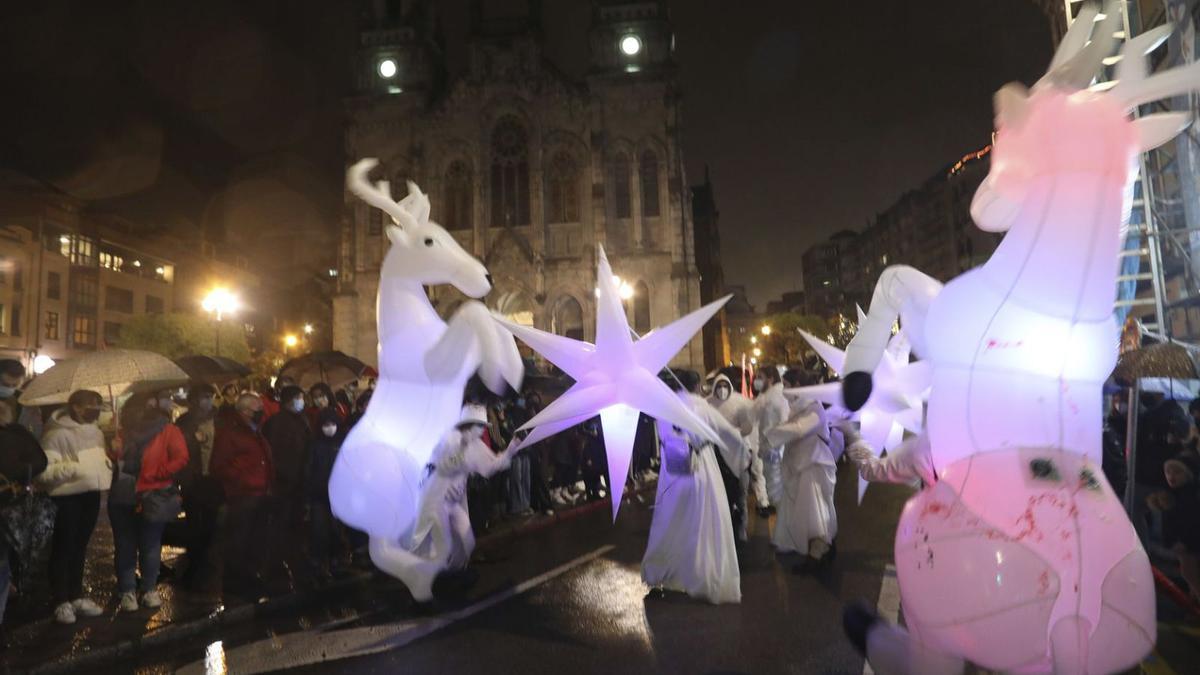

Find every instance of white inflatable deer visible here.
[328,159,522,595]
[842,4,1200,673]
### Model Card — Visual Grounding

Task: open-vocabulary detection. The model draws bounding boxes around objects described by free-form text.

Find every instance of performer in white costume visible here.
[767,392,837,570]
[643,372,744,604]
[374,404,515,603]
[706,373,756,541]
[753,366,789,514]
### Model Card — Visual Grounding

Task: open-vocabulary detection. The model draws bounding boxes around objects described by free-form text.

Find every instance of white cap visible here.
[459,403,488,427]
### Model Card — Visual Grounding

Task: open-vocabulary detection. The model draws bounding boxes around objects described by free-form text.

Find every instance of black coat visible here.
[262,410,311,498]
[0,423,48,505]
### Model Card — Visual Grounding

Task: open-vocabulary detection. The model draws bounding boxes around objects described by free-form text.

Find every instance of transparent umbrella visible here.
[21,349,190,408]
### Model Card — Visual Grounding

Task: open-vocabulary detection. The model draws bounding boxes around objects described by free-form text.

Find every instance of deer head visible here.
[972,1,1197,233]
[347,159,493,298]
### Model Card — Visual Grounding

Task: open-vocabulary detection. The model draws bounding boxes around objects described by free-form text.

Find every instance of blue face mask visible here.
[516,398,526,407]
[0,385,15,399]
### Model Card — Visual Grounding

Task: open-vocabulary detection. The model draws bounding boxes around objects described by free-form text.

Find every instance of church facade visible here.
[333,1,711,372]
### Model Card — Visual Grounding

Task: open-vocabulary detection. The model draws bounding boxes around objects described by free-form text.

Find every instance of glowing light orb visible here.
[620,35,642,56]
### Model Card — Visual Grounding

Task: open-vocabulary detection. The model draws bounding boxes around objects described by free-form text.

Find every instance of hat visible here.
[458,403,488,428]
[1165,452,1200,482]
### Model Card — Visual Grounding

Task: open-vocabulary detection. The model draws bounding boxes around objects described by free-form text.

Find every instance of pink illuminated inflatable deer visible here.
[328,159,522,596]
[842,4,1200,673]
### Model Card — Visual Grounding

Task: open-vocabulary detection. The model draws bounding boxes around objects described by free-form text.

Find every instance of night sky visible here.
[0,1,1052,304]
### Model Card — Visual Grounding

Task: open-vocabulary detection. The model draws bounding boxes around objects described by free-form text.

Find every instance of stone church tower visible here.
[334,0,708,371]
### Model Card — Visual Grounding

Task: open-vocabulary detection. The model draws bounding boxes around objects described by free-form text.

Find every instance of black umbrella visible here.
[175,355,252,385]
[278,351,373,390]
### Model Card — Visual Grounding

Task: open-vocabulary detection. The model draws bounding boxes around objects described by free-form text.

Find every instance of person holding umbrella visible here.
[0,398,48,629]
[39,390,111,624]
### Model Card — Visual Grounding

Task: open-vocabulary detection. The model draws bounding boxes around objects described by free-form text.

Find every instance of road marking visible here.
[863,564,899,675]
[179,544,617,675]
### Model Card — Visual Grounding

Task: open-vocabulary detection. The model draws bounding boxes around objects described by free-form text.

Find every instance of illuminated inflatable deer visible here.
[328,159,522,594]
[842,5,1200,673]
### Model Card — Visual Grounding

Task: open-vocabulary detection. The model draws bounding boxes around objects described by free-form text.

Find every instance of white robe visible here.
[766,397,837,556]
[642,393,742,604]
[369,428,512,601]
[708,375,756,540]
[754,383,790,506]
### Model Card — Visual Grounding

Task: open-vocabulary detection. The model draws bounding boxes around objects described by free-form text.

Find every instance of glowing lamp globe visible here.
[378,58,397,79]
[620,35,642,56]
[32,355,55,375]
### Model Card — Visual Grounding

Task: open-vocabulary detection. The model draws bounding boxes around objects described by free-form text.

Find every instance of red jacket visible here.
[211,415,274,498]
[137,424,189,493]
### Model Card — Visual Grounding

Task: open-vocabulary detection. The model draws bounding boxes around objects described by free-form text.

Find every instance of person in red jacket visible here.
[210,393,277,594]
[108,394,189,612]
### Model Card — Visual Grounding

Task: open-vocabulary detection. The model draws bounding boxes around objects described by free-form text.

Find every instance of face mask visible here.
[322,424,338,438]
[715,386,730,401]
[290,398,306,413]
[753,378,765,392]
[199,398,214,412]
[0,386,15,398]
[516,398,526,407]
[314,396,329,408]
[81,409,101,423]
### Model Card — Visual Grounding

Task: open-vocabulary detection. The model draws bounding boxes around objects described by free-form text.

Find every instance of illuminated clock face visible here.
[378,58,397,79]
[620,35,642,56]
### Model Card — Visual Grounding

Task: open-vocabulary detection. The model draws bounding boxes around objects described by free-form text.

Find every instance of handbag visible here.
[140,484,183,523]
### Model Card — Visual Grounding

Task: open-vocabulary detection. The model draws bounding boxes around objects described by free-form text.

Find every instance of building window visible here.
[640,150,660,218]
[72,315,95,347]
[99,251,125,271]
[546,152,580,224]
[45,311,59,340]
[11,306,19,337]
[489,117,530,227]
[70,274,98,308]
[105,286,134,313]
[47,271,61,300]
[367,207,382,236]
[634,281,651,333]
[103,321,122,346]
[61,234,97,266]
[146,295,164,314]
[443,161,473,230]
[551,295,584,341]
[612,153,631,219]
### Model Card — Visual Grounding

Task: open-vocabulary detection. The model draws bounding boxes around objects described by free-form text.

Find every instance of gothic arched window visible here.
[443,161,473,230]
[633,281,651,333]
[546,152,580,224]
[640,150,660,218]
[552,295,585,341]
[612,153,631,219]
[490,118,531,227]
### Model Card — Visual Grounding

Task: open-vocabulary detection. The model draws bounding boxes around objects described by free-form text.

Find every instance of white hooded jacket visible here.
[39,408,113,496]
[706,374,756,452]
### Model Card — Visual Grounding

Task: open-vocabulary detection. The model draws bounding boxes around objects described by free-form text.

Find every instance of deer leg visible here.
[843,266,942,410]
[425,301,522,394]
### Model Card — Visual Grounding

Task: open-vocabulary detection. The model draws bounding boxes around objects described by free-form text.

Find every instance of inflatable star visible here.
[792,329,930,502]
[496,246,731,519]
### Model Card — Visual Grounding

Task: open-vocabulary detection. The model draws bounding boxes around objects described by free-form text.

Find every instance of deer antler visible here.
[347,159,419,230]
[1114,26,1200,110]
[1042,1,1122,90]
[1045,1,1100,74]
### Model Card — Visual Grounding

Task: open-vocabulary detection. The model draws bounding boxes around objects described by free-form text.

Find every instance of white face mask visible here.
[753,378,765,393]
[290,398,306,413]
[314,396,329,408]
[715,385,730,401]
[321,424,338,437]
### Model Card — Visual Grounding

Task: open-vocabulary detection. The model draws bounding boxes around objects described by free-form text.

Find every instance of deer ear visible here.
[1135,112,1191,152]
[385,224,409,247]
[994,83,1030,130]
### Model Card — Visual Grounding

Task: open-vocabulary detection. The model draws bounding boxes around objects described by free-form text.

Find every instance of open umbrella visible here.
[21,349,190,406]
[278,351,372,390]
[1112,342,1199,386]
[175,355,251,385]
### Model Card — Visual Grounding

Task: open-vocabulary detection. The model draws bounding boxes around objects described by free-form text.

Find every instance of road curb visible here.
[20,484,654,674]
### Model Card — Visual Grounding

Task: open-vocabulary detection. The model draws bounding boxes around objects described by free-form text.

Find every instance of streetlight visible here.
[284,334,298,355]
[303,324,314,335]
[202,287,240,357]
[761,324,772,336]
[32,354,55,375]
[752,347,762,357]
[750,335,757,345]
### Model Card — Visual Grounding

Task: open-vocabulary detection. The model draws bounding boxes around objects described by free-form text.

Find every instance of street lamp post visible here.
[202,288,240,358]
[284,334,298,357]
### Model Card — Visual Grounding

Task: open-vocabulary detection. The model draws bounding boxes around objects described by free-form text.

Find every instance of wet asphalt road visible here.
[110,463,912,675]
